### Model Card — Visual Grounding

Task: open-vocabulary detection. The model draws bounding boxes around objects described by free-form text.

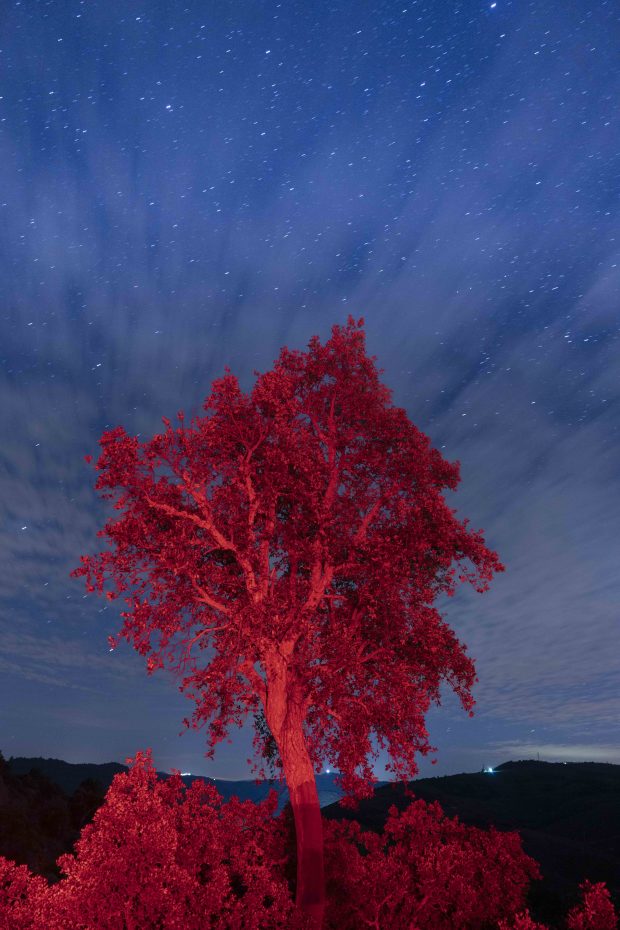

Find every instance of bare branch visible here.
[353,496,385,545]
[187,625,230,650]
[240,430,266,530]
[258,495,277,599]
[145,488,260,602]
[145,495,214,535]
[301,561,334,614]
[190,579,232,616]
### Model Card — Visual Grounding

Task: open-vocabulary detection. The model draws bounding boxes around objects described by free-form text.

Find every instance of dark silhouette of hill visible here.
[322,759,620,927]
[0,752,106,881]
[5,756,127,797]
[5,754,357,811]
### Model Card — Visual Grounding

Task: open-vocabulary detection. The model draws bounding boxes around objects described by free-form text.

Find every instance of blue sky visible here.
[0,0,618,779]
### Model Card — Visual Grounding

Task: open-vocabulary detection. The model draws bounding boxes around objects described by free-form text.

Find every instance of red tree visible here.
[48,751,310,930]
[73,316,504,927]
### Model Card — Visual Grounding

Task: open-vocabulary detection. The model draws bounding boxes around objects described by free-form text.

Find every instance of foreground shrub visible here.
[0,752,616,930]
[498,912,550,929]
[567,881,618,930]
[498,882,618,930]
[1,751,310,930]
[0,858,48,930]
[320,798,541,929]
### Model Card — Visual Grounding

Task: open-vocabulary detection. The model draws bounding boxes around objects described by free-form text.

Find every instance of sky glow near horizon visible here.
[1,0,619,780]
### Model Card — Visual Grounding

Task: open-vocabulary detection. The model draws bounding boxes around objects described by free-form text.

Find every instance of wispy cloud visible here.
[487,741,620,765]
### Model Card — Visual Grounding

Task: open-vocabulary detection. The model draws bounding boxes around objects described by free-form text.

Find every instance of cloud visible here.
[487,741,620,765]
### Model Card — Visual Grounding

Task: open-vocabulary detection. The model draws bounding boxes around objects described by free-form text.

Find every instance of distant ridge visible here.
[5,755,378,812]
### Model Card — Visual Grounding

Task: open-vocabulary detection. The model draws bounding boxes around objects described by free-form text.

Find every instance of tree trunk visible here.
[265,651,325,928]
[282,737,325,927]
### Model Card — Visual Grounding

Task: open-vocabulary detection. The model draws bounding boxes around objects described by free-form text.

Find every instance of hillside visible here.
[4,755,357,812]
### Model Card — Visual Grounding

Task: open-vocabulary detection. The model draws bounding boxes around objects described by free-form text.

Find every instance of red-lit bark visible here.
[73,316,505,926]
[266,659,324,923]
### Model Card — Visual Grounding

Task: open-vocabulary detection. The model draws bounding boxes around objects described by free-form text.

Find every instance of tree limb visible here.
[145,490,260,602]
[190,579,232,616]
[237,658,267,705]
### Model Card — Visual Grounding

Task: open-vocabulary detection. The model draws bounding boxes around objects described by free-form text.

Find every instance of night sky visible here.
[1,0,619,781]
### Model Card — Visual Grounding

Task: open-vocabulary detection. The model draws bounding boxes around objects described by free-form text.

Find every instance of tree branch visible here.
[190,579,232,616]
[301,561,334,614]
[240,430,266,530]
[253,492,277,601]
[352,495,385,545]
[145,490,260,602]
[238,658,267,705]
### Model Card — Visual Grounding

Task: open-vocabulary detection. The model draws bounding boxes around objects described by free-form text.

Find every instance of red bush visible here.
[497,882,618,930]
[1,752,616,930]
[498,911,549,929]
[0,858,48,930]
[567,881,618,930]
[0,751,310,930]
[320,798,541,929]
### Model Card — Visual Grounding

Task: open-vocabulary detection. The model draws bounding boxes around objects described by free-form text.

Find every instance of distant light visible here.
[181,772,191,776]
[325,768,330,774]
[484,766,495,774]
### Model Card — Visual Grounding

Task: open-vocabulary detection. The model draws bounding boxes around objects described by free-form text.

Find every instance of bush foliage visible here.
[0,752,616,930]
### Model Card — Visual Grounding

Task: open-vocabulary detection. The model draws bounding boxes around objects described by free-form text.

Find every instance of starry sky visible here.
[1,0,619,781]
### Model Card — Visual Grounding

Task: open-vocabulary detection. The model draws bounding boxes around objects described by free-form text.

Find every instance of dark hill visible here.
[0,753,106,881]
[5,755,359,812]
[5,756,127,797]
[322,759,620,927]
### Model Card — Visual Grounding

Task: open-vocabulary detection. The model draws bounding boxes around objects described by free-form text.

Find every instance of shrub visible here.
[1,753,616,930]
[320,798,541,929]
[567,881,618,930]
[0,858,48,930]
[1,750,310,930]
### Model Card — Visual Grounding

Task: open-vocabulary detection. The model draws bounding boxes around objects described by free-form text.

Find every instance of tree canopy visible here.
[74,316,504,799]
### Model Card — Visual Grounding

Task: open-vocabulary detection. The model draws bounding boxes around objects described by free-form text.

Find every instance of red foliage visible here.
[72,316,505,923]
[0,858,48,930]
[497,882,618,930]
[73,316,503,793]
[498,912,549,929]
[321,799,540,930]
[567,881,618,930]
[0,755,617,930]
[0,751,310,930]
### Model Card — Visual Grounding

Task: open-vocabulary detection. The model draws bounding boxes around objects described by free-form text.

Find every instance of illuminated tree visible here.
[73,316,504,926]
[46,751,310,930]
